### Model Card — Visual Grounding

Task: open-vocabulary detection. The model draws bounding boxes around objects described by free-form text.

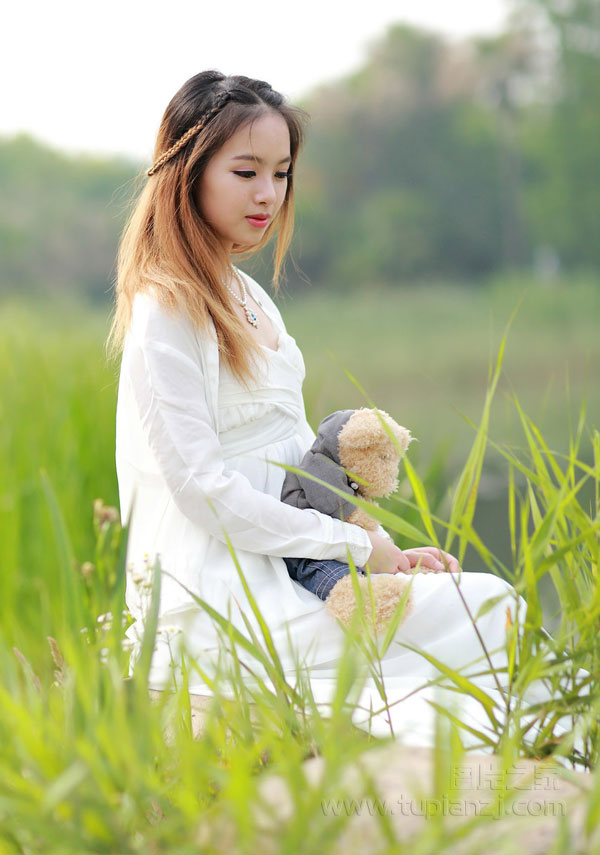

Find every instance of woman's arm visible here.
[122,296,372,566]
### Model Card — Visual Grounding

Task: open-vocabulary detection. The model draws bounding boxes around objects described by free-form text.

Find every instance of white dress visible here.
[116,272,569,751]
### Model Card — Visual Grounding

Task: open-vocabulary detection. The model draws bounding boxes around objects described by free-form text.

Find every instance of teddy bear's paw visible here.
[346,508,379,531]
[325,573,413,634]
[414,567,453,574]
[413,562,462,574]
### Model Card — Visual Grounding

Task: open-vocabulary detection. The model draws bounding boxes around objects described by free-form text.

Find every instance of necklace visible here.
[225,272,259,328]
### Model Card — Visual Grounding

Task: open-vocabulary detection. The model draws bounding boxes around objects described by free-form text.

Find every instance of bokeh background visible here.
[1,0,598,611]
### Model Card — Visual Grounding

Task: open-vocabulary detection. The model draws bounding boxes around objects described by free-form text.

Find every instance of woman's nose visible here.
[253,178,277,206]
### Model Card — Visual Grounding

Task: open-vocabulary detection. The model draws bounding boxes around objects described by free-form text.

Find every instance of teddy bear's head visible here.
[337,408,412,499]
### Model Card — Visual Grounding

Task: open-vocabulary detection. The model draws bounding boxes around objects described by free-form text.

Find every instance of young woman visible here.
[109,71,563,748]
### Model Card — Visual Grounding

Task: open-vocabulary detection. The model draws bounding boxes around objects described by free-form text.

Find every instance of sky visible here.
[3,0,510,162]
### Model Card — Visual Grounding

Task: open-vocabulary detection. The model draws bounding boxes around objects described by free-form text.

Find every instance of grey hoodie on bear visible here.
[280,410,369,600]
[281,409,362,521]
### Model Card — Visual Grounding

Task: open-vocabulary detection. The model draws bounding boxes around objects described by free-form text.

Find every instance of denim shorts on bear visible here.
[283,556,366,601]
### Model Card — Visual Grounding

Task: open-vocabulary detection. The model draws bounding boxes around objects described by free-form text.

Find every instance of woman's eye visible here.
[233,169,291,180]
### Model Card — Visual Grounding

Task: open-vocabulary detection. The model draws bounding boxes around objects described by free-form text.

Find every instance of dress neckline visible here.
[260,330,283,354]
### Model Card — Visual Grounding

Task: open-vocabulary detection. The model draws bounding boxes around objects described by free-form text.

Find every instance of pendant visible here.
[244,308,259,328]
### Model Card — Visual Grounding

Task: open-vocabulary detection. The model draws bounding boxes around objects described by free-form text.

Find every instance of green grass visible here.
[1,277,599,853]
[282,274,600,468]
[0,297,120,661]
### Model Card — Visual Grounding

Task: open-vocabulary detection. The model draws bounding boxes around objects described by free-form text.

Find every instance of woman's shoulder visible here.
[129,289,189,343]
[128,288,216,354]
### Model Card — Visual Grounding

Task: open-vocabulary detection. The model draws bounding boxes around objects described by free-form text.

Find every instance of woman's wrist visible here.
[348,523,373,567]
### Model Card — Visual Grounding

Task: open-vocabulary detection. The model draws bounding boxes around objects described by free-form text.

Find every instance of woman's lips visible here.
[246,215,270,228]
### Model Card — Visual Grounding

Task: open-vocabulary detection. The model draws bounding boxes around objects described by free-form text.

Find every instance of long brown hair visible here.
[107,71,306,384]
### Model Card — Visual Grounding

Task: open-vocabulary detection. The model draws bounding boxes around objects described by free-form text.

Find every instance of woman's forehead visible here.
[219,112,291,161]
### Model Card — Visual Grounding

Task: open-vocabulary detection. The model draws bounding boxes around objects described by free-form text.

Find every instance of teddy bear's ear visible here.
[389,421,413,454]
[337,409,388,450]
[370,408,413,454]
[347,409,414,452]
[338,409,382,450]
[339,408,414,454]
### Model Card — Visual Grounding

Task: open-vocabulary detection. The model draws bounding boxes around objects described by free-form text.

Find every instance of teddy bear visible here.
[281,407,416,633]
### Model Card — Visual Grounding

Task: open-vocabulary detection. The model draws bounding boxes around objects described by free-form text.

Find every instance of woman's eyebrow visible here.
[230,154,292,165]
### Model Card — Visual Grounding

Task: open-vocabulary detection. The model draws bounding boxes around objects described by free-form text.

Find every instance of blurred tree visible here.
[2,15,598,303]
[0,134,137,302]
[510,0,600,269]
[292,25,537,288]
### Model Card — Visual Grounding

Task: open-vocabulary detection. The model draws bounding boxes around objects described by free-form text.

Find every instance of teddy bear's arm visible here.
[346,506,380,531]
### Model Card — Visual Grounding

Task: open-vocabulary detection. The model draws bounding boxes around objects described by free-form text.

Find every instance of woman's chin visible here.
[230,241,258,255]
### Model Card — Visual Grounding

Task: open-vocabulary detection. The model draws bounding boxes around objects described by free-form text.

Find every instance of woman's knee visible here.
[460,572,516,609]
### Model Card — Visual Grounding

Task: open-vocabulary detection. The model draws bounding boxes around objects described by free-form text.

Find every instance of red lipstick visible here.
[246,215,270,228]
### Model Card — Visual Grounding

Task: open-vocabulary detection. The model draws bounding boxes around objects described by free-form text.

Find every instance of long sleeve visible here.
[122,294,373,566]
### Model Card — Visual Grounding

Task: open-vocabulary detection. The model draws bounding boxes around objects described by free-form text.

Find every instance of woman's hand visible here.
[365,535,462,575]
[403,546,462,574]
[365,531,411,574]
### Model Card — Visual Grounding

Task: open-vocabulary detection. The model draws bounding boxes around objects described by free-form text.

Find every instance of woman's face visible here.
[196,111,291,254]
